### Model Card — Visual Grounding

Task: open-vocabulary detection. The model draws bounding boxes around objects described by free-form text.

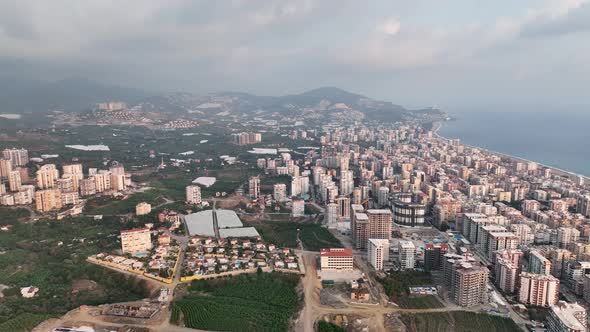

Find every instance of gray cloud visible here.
[0,0,589,108]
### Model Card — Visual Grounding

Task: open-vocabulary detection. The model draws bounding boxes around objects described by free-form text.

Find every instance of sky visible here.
[1,0,590,110]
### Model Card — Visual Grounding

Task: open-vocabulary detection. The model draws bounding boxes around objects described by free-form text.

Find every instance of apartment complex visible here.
[120,227,152,254]
[185,185,202,205]
[368,239,389,271]
[398,240,416,270]
[519,272,560,307]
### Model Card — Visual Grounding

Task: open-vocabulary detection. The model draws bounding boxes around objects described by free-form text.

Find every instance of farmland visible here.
[400,311,521,332]
[171,272,302,332]
[0,216,152,330]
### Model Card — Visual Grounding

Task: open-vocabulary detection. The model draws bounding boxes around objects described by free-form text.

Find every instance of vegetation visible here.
[249,217,341,251]
[0,216,152,329]
[317,321,347,332]
[0,313,54,332]
[395,295,444,309]
[171,272,301,332]
[83,190,166,215]
[376,271,443,309]
[0,207,31,225]
[400,311,521,332]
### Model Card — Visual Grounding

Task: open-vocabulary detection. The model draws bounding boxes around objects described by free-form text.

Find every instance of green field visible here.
[317,321,347,332]
[0,207,31,225]
[83,190,167,215]
[0,216,152,330]
[247,217,342,251]
[171,273,301,332]
[395,295,444,309]
[377,271,442,309]
[400,311,521,332]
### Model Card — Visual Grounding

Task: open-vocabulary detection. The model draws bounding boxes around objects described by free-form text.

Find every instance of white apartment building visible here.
[368,239,389,271]
[121,227,152,254]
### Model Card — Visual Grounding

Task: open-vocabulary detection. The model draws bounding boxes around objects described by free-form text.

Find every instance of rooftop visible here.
[320,248,353,257]
[550,301,586,331]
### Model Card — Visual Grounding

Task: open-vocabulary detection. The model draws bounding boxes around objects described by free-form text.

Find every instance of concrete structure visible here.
[519,272,560,307]
[36,164,59,189]
[495,258,519,294]
[185,185,202,205]
[392,200,426,227]
[136,202,152,216]
[320,248,353,272]
[424,243,448,271]
[325,202,338,227]
[291,197,305,217]
[34,189,63,212]
[546,301,587,332]
[120,227,152,254]
[368,239,389,271]
[248,176,260,199]
[529,250,552,275]
[443,254,489,307]
[2,148,29,167]
[351,212,369,249]
[273,183,287,202]
[398,240,416,270]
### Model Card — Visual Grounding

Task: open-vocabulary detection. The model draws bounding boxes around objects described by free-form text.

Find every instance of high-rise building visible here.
[79,178,97,196]
[398,240,416,270]
[557,227,580,249]
[495,258,519,294]
[2,148,29,167]
[529,250,552,275]
[377,186,390,207]
[339,170,354,196]
[393,200,426,227]
[546,301,587,332]
[62,163,83,176]
[368,239,389,271]
[366,209,392,240]
[424,243,448,271]
[519,273,560,307]
[291,197,305,217]
[94,171,112,193]
[8,170,21,192]
[34,189,63,212]
[447,259,489,307]
[351,212,370,249]
[335,195,351,220]
[36,164,59,189]
[325,202,338,227]
[320,248,353,272]
[0,158,12,179]
[120,227,152,254]
[273,183,287,202]
[248,176,260,199]
[186,185,202,205]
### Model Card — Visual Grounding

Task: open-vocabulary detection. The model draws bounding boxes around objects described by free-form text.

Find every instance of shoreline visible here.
[431,121,590,182]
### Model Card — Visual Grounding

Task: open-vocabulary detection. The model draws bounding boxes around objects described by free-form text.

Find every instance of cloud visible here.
[377,18,401,36]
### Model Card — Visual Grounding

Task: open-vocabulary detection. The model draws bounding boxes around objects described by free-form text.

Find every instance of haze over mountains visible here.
[0,77,440,122]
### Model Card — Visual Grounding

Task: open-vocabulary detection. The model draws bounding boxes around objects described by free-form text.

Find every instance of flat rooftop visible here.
[219,227,260,238]
[185,210,216,237]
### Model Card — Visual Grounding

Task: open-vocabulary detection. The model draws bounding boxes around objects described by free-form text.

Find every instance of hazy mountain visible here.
[0,77,150,113]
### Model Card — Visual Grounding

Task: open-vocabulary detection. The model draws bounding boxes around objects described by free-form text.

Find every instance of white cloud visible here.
[377,18,401,36]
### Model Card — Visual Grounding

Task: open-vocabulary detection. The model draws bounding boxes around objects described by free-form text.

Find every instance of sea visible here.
[438,109,590,177]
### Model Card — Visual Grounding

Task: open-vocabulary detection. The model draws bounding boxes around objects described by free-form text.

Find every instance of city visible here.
[0,88,589,332]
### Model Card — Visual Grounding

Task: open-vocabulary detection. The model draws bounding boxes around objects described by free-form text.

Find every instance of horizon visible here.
[1,1,590,110]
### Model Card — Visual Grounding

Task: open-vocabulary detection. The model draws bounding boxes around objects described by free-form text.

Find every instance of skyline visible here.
[1,0,590,109]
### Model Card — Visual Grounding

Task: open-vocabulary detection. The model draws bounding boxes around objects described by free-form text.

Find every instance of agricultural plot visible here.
[171,273,301,332]
[400,311,521,332]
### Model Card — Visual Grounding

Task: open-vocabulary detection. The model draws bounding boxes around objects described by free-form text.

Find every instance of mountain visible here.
[203,87,410,122]
[0,77,150,113]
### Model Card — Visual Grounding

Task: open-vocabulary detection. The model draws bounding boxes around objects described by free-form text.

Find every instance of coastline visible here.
[431,121,590,182]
